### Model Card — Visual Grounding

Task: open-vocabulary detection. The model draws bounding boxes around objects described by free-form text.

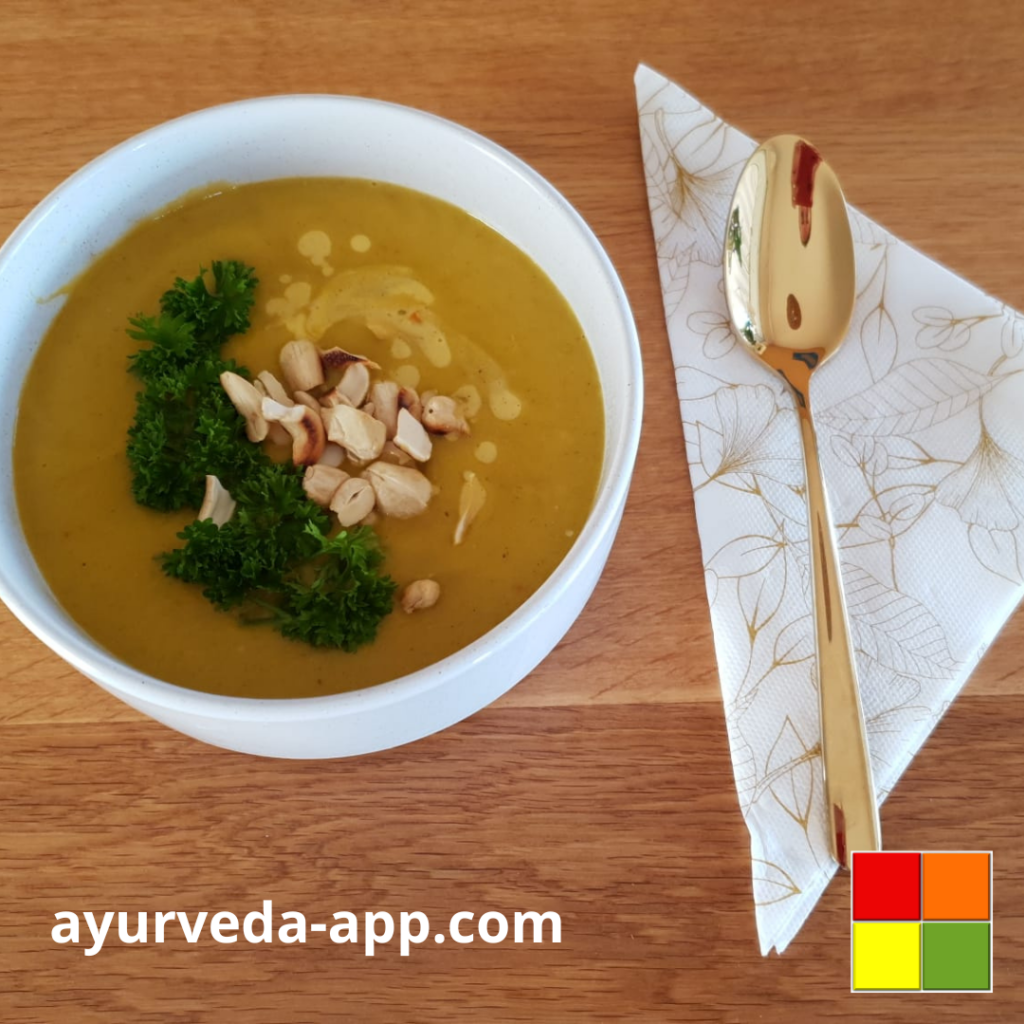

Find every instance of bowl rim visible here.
[0,94,643,722]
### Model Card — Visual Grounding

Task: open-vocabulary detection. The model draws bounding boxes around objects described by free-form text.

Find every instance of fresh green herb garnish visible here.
[262,523,397,651]
[127,262,396,651]
[160,260,263,346]
[127,260,260,510]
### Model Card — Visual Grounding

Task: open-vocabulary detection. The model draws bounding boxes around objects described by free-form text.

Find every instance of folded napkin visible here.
[636,63,1024,954]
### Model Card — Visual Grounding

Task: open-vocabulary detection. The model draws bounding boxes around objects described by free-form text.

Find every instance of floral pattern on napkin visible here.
[636,63,1024,954]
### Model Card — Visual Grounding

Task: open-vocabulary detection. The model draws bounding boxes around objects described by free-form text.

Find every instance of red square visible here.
[852,852,921,921]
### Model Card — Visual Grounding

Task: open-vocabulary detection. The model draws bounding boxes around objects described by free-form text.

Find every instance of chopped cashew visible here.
[219,371,268,442]
[401,579,441,614]
[303,464,349,507]
[454,471,486,544]
[363,462,432,518]
[280,339,325,393]
[294,390,321,413]
[397,386,422,422]
[317,442,347,468]
[320,346,381,373]
[335,362,371,407]
[422,395,470,436]
[323,404,387,461]
[381,441,414,466]
[370,380,400,438]
[254,377,292,445]
[321,389,354,409]
[393,408,432,462]
[256,371,294,406]
[262,397,327,466]
[262,397,295,421]
[330,477,376,527]
[198,475,236,527]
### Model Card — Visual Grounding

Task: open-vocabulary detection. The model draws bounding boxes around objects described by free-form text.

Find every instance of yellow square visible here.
[853,922,921,990]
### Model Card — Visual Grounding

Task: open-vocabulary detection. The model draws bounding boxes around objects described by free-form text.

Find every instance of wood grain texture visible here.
[1,0,1022,1019]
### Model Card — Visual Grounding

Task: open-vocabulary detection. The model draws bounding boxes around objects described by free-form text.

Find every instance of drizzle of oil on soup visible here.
[14,178,604,698]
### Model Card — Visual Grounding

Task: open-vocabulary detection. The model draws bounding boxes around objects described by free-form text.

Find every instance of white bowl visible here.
[0,97,642,758]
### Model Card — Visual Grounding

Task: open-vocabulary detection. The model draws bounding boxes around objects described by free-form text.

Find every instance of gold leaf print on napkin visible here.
[644,104,738,259]
[706,533,785,578]
[935,425,1024,531]
[913,306,996,352]
[752,859,803,907]
[862,666,933,741]
[688,308,736,360]
[858,247,898,381]
[843,566,958,680]
[764,717,818,835]
[968,525,1023,584]
[1001,307,1024,360]
[770,616,815,668]
[738,555,788,635]
[820,359,1001,436]
[696,385,802,489]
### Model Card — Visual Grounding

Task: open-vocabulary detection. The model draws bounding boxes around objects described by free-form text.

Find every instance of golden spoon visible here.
[722,135,880,868]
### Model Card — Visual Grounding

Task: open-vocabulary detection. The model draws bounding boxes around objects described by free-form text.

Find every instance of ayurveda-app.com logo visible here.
[851,851,992,993]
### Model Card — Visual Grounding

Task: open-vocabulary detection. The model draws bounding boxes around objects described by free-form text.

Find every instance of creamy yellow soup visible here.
[14,179,603,698]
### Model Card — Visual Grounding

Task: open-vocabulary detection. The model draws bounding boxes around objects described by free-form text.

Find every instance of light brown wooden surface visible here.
[2,1,1023,1020]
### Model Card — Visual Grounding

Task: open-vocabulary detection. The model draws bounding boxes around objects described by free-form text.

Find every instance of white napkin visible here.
[636,63,1024,954]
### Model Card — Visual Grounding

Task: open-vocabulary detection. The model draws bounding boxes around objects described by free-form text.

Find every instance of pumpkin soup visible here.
[14,178,603,698]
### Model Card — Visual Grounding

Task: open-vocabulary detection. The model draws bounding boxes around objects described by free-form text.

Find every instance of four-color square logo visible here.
[851,851,992,992]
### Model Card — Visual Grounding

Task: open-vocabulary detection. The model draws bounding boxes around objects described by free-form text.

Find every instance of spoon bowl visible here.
[725,135,856,405]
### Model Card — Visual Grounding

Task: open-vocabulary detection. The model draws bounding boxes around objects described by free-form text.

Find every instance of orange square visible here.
[923,853,990,920]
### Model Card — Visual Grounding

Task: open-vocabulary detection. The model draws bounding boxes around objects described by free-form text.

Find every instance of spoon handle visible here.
[799,411,881,868]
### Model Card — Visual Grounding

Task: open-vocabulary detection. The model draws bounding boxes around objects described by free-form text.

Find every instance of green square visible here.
[922,922,991,991]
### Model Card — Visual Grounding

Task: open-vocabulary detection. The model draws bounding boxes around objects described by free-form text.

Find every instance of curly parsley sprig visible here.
[127,260,260,510]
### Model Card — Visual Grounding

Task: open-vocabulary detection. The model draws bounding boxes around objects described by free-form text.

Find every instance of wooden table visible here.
[2,1,1022,1019]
